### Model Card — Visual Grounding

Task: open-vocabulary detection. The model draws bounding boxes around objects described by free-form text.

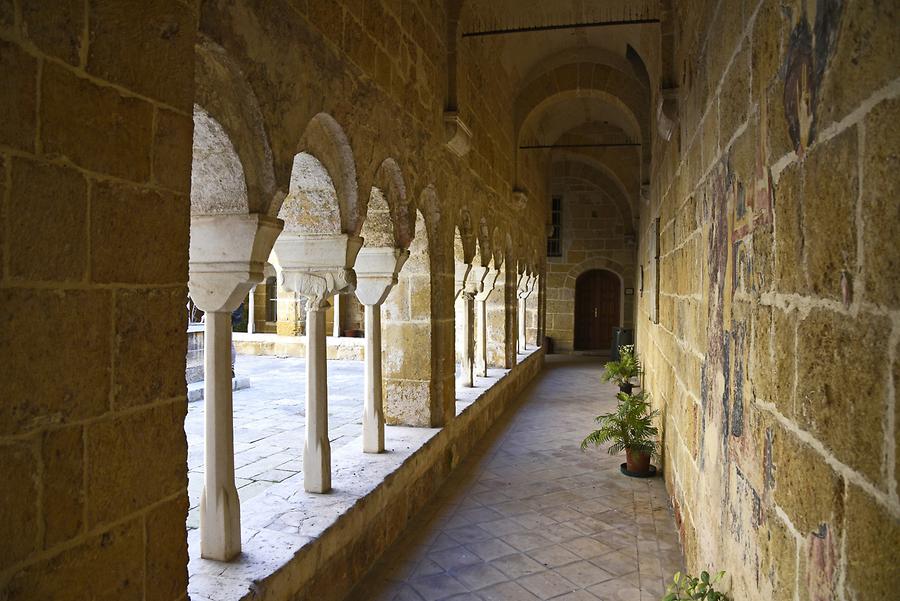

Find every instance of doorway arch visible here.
[574,269,622,351]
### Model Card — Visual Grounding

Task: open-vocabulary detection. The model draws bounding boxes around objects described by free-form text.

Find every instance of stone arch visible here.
[190,106,250,216]
[565,257,632,332]
[550,157,635,234]
[361,157,413,249]
[454,207,476,266]
[274,113,359,235]
[491,226,505,269]
[194,36,277,215]
[475,216,492,267]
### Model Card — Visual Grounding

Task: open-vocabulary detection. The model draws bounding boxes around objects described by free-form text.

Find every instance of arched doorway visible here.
[574,269,621,351]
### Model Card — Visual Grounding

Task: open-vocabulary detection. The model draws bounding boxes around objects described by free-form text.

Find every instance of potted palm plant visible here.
[581,390,659,476]
[602,344,641,393]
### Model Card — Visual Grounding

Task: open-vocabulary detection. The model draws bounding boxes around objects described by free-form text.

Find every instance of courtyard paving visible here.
[348,355,683,601]
[185,354,366,529]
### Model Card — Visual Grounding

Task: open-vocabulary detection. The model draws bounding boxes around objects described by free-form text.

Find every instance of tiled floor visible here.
[349,355,683,601]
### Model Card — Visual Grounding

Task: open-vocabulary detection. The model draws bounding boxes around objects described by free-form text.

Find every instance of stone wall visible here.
[636,1,899,599]
[0,1,196,598]
[546,186,637,353]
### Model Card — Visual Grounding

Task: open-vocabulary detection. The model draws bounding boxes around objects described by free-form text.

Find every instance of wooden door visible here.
[574,270,620,350]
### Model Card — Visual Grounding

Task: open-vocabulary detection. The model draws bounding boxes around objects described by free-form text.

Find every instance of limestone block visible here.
[843,484,900,599]
[796,308,889,483]
[750,0,784,102]
[772,425,843,534]
[817,0,900,131]
[382,322,432,381]
[0,289,110,436]
[86,402,186,527]
[41,427,84,547]
[9,157,87,282]
[384,379,432,427]
[861,98,900,307]
[21,0,83,65]
[114,288,187,409]
[4,520,143,601]
[0,40,37,152]
[41,62,154,182]
[87,0,195,110]
[0,442,38,569]
[91,180,188,284]
[153,107,193,193]
[719,45,750,143]
[146,495,189,601]
[803,127,857,299]
[773,162,804,294]
[757,514,797,601]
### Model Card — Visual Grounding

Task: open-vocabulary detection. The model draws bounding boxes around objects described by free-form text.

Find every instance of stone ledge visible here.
[187,346,545,601]
[187,377,251,404]
[233,333,365,361]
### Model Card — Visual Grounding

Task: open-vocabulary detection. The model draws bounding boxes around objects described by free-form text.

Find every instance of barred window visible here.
[547,196,562,257]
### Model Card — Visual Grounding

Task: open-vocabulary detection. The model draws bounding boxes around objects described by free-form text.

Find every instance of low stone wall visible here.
[233,332,365,361]
[188,347,544,601]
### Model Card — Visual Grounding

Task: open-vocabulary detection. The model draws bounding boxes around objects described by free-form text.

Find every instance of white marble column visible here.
[189,212,283,561]
[304,297,331,493]
[332,292,342,337]
[459,290,476,386]
[362,304,383,452]
[475,268,498,377]
[200,310,240,560]
[271,232,363,493]
[355,247,408,453]
[247,285,256,334]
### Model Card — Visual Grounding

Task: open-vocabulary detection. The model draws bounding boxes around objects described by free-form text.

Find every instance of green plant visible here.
[662,570,731,601]
[581,391,658,456]
[602,344,641,387]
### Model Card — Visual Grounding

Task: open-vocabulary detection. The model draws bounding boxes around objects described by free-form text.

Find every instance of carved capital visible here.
[475,268,499,301]
[443,111,472,157]
[512,187,529,211]
[281,268,355,306]
[354,247,410,306]
[657,87,679,142]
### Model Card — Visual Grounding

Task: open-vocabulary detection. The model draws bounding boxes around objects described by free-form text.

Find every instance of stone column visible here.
[517,273,528,353]
[304,296,330,492]
[247,285,256,334]
[459,290,476,386]
[354,247,409,453]
[189,213,283,561]
[474,268,498,377]
[332,292,342,337]
[271,232,362,493]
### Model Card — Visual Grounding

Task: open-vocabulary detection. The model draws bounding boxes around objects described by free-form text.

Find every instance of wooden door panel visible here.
[574,270,620,350]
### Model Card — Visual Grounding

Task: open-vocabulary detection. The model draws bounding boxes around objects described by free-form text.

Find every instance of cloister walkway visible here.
[350,356,683,601]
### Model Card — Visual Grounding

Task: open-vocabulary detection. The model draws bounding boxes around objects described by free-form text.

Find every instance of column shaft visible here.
[246,285,255,334]
[200,311,241,560]
[304,302,331,493]
[476,298,488,377]
[332,293,342,337]
[518,297,527,352]
[460,294,475,387]
[363,304,384,453]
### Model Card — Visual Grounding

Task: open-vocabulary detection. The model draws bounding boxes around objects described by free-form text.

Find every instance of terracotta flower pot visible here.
[625,448,651,474]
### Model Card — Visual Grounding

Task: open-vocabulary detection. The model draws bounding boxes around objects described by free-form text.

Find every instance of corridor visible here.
[351,356,682,601]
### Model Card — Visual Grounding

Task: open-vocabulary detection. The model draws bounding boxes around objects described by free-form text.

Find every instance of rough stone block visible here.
[796,308,888,484]
[0,442,38,570]
[772,425,843,534]
[153,107,193,193]
[114,288,188,409]
[146,495,189,601]
[773,161,804,294]
[750,0,784,103]
[42,426,84,547]
[802,127,857,299]
[21,0,84,65]
[384,379,432,427]
[9,157,87,282]
[5,519,144,601]
[861,98,899,307]
[758,514,797,601]
[719,45,750,143]
[86,402,187,527]
[817,0,900,131]
[843,484,900,600]
[41,62,154,182]
[0,289,111,435]
[0,40,37,152]
[87,0,195,110]
[90,179,188,284]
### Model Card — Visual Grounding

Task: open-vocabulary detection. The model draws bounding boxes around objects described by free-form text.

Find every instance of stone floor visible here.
[348,355,683,601]
[185,354,366,529]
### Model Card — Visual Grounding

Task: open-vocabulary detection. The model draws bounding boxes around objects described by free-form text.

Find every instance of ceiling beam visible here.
[462,19,660,39]
[519,143,641,150]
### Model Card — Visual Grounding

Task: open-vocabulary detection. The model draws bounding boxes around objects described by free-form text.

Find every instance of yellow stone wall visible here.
[636,1,899,598]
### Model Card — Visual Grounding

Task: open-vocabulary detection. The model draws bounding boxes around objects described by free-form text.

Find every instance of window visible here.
[265,276,278,322]
[547,196,562,257]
